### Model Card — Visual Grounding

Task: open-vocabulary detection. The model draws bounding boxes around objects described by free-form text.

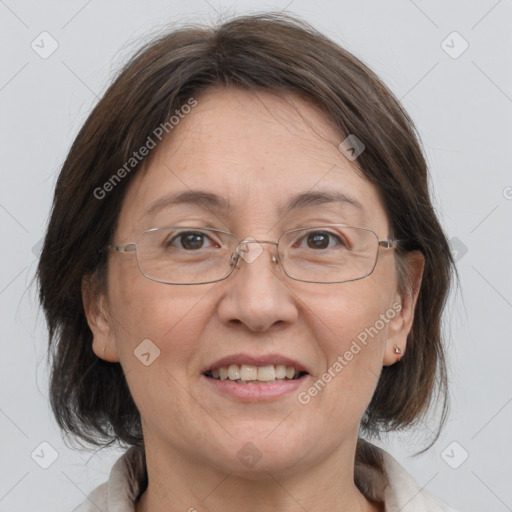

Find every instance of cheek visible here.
[105,268,221,437]
[301,277,395,416]
[107,262,217,368]
[312,274,394,356]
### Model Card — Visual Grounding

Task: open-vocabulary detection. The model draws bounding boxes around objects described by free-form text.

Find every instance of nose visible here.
[217,240,298,332]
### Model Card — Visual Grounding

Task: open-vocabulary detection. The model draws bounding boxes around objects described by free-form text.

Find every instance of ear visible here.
[82,275,120,363]
[382,251,425,366]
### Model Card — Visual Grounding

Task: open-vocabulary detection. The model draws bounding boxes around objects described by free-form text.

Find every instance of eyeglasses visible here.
[102,224,400,285]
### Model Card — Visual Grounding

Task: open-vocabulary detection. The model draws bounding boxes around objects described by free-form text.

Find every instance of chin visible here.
[203,429,315,478]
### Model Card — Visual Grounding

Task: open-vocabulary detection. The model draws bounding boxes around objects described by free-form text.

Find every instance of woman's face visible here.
[87,87,417,475]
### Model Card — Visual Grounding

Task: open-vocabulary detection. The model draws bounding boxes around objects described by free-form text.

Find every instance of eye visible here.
[295,230,348,250]
[166,230,220,251]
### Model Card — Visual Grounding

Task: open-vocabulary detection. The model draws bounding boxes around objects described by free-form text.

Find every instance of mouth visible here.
[204,364,308,384]
[201,354,310,401]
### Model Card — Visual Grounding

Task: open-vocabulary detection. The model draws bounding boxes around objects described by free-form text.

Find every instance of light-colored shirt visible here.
[73,443,458,511]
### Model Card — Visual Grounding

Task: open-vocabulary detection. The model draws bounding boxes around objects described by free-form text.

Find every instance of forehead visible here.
[118,88,389,236]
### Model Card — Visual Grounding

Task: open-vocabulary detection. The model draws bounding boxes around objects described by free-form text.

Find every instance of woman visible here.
[37,12,459,512]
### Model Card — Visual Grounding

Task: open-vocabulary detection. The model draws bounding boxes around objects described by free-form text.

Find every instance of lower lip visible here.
[203,375,309,402]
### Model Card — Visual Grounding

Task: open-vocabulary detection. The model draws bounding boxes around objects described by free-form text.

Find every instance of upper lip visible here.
[203,353,310,374]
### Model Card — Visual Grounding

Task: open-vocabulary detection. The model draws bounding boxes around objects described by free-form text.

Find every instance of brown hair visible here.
[37,12,457,466]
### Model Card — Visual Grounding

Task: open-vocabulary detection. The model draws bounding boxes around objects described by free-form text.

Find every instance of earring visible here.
[393,344,402,355]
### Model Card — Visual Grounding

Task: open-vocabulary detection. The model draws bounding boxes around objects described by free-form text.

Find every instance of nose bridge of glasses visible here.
[234,238,279,266]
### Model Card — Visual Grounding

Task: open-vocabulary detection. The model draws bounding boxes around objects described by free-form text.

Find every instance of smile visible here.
[204,364,307,383]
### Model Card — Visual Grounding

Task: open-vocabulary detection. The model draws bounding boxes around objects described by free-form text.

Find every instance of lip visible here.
[202,353,310,374]
[203,374,309,402]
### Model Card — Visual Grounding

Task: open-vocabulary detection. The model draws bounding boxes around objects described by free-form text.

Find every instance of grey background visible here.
[1,1,511,510]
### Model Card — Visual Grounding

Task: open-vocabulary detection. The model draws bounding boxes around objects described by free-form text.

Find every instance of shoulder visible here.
[71,446,146,512]
[381,449,458,511]
[357,441,459,512]
[72,482,108,511]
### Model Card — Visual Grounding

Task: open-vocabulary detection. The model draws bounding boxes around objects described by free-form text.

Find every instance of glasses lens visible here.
[136,227,238,284]
[134,225,380,285]
[279,225,379,283]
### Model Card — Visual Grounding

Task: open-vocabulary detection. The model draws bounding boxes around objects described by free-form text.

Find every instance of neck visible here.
[135,438,383,512]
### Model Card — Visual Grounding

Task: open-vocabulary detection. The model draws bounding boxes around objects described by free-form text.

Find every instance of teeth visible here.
[208,364,302,382]
[240,365,258,381]
[275,365,286,379]
[228,364,240,380]
[257,365,275,381]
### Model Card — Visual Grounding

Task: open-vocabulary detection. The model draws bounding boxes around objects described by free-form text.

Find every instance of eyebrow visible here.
[280,190,363,216]
[144,189,363,217]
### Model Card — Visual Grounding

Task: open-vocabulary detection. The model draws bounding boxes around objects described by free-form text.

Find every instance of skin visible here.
[83,87,424,512]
